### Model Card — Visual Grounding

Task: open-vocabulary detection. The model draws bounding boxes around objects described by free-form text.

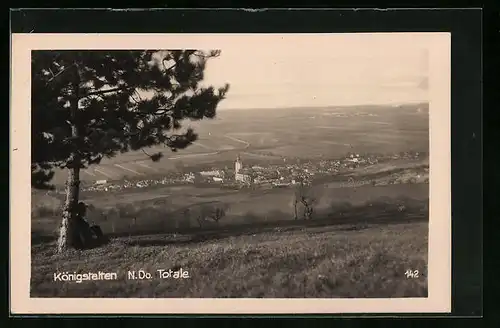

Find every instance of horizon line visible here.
[216,100,430,112]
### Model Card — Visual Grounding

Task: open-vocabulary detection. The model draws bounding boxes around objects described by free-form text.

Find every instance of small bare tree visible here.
[210,206,226,224]
[195,205,210,228]
[195,205,212,227]
[195,203,229,226]
[189,202,230,228]
[293,182,319,220]
[293,195,299,220]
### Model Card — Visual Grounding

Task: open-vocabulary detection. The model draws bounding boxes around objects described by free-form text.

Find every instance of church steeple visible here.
[235,154,242,175]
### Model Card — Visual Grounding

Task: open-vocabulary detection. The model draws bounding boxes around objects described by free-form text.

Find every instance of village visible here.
[82,151,424,193]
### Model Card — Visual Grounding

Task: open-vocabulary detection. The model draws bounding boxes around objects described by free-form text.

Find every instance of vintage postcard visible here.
[10,33,451,314]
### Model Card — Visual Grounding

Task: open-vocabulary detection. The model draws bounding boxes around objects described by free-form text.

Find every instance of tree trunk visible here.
[57,64,82,253]
[57,166,81,252]
[301,199,311,220]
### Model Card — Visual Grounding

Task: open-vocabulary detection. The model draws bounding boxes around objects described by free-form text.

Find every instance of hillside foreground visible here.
[31,158,429,298]
[31,220,427,298]
[31,206,428,298]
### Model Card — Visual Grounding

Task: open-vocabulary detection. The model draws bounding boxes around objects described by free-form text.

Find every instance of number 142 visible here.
[405,270,419,278]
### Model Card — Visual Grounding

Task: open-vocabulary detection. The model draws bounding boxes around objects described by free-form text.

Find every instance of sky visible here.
[199,35,430,110]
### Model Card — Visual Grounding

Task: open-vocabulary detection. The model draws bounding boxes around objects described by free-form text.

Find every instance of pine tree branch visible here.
[192,50,221,59]
[46,63,77,85]
[141,148,154,157]
[162,59,177,72]
[83,86,132,98]
[32,50,228,193]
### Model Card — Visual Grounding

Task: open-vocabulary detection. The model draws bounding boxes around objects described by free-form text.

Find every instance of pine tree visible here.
[31,50,229,252]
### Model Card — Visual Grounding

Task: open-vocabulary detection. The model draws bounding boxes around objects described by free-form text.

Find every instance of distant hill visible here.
[217,102,430,113]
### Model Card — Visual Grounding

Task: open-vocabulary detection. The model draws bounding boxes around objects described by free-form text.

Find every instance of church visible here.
[234,154,253,183]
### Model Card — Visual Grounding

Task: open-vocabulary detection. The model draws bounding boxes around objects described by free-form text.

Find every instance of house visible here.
[235,172,252,183]
[200,170,221,177]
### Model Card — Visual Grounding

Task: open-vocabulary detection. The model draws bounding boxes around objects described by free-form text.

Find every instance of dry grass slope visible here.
[31,221,427,298]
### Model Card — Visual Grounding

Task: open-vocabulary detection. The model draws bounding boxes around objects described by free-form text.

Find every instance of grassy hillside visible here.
[31,220,427,298]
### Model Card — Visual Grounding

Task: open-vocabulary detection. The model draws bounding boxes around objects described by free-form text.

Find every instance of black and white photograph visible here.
[11,32,451,313]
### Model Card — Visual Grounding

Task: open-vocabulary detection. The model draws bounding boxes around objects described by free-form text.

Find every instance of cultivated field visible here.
[47,103,429,185]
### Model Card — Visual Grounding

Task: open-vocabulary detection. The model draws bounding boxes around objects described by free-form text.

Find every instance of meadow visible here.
[32,177,429,241]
